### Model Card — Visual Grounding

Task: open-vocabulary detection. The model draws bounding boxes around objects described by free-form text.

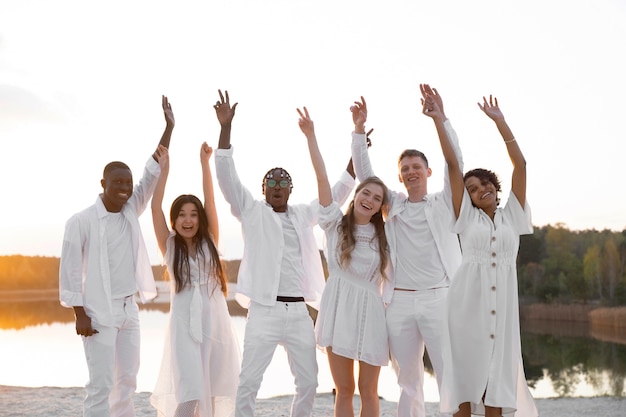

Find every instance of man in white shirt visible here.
[59,96,173,417]
[350,86,463,417]
[213,90,355,417]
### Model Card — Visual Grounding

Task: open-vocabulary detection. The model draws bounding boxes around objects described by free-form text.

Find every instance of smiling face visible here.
[101,165,133,212]
[464,176,498,213]
[173,202,200,243]
[398,155,431,195]
[353,182,385,224]
[263,168,292,213]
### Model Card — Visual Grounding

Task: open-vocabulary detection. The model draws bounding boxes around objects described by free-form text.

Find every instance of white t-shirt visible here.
[394,200,447,290]
[106,212,137,298]
[276,211,305,297]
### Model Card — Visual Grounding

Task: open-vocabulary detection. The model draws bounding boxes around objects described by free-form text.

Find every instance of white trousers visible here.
[235,301,318,417]
[82,295,140,417]
[386,288,450,417]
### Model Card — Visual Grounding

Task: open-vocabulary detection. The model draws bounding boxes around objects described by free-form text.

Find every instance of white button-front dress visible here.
[440,190,537,417]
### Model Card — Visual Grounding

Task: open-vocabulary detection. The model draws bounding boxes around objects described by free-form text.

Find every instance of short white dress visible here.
[315,201,389,366]
[151,234,241,417]
[440,190,537,416]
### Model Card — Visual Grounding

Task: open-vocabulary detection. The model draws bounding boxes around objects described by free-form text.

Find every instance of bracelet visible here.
[504,138,516,143]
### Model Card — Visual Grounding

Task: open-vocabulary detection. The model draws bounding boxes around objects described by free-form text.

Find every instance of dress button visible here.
[491,310,496,315]
[491,236,496,242]
[490,334,495,339]
[491,262,496,267]
[491,286,496,291]
[491,252,496,257]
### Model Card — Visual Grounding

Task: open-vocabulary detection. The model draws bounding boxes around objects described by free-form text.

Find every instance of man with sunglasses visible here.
[213,90,355,417]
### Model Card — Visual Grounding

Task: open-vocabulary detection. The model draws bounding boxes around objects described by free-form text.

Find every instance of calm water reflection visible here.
[0,298,624,400]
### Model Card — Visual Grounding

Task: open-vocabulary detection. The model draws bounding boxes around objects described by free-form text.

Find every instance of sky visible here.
[1,0,625,263]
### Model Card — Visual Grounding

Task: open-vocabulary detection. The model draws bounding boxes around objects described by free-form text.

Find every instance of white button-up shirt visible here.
[59,157,160,326]
[351,120,464,304]
[215,146,355,309]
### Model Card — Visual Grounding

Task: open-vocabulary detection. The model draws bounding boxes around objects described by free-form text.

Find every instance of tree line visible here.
[519,224,626,305]
[1,223,625,306]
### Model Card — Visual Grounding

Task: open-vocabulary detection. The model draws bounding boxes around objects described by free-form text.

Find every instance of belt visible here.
[276,296,305,302]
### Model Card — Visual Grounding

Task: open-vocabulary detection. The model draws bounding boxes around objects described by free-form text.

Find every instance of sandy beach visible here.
[1,385,624,417]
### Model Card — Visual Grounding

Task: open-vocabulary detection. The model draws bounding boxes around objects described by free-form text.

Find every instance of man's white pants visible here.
[235,301,318,417]
[82,295,140,417]
[386,288,449,417]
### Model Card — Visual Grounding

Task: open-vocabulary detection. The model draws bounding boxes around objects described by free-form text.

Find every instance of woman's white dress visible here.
[315,202,389,366]
[151,234,241,417]
[440,190,537,416]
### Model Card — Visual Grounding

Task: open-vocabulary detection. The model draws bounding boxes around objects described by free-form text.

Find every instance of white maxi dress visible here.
[315,202,389,366]
[440,190,537,416]
[151,235,241,417]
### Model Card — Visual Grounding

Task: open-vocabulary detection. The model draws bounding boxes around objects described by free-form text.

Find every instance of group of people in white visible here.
[59,84,537,417]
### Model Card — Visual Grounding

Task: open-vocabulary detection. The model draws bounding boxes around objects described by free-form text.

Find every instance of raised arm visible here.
[152,95,175,161]
[421,85,464,218]
[214,90,238,150]
[200,142,219,245]
[151,145,170,256]
[478,95,526,207]
[297,107,332,207]
[350,96,377,181]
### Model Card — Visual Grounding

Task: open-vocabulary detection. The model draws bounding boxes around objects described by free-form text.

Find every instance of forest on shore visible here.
[2,223,626,308]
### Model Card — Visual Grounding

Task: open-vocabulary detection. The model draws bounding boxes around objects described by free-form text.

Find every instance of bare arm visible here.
[151,145,170,256]
[478,95,526,207]
[421,84,464,218]
[214,90,238,150]
[200,142,219,245]
[297,107,332,207]
[152,95,175,161]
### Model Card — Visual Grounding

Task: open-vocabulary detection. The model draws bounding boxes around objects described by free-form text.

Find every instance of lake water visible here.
[0,299,625,402]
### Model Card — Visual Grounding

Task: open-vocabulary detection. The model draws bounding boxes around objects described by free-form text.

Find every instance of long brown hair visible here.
[169,194,227,296]
[337,176,390,280]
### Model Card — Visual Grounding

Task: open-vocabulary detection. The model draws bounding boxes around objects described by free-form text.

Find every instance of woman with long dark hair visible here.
[150,141,240,417]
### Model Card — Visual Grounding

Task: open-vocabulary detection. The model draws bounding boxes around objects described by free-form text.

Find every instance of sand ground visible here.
[1,385,625,416]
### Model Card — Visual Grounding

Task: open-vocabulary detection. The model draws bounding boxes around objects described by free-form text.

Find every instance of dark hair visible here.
[261,167,293,192]
[103,161,131,178]
[398,149,429,168]
[463,168,502,206]
[169,194,227,296]
[338,176,390,280]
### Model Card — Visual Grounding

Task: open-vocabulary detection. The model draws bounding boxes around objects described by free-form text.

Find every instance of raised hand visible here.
[478,95,505,121]
[200,141,213,164]
[297,107,315,138]
[350,96,367,133]
[154,144,169,172]
[421,92,445,121]
[420,84,445,120]
[162,95,175,128]
[214,89,238,126]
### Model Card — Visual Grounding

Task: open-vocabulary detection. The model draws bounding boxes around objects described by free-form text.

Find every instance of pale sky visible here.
[1,0,625,263]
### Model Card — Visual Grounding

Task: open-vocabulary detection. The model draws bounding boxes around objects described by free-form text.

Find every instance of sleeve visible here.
[215,146,257,220]
[130,156,161,216]
[504,191,533,235]
[452,188,475,235]
[59,215,85,308]
[318,201,343,232]
[351,131,376,181]
[330,170,356,207]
